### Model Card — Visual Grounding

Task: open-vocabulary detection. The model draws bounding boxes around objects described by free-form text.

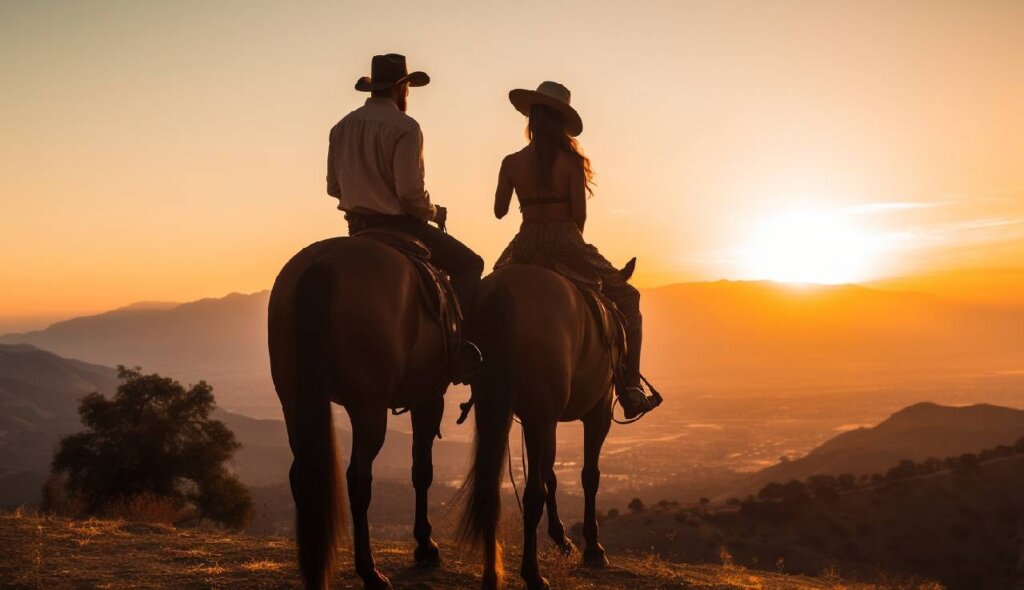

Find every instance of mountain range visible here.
[3,281,1022,417]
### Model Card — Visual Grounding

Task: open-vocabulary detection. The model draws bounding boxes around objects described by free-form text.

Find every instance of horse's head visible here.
[618,257,637,282]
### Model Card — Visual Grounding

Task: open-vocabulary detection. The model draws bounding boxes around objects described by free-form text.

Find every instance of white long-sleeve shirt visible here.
[327,97,436,221]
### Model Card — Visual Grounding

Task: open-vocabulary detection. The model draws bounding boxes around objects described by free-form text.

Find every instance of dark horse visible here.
[459,263,628,590]
[268,236,449,590]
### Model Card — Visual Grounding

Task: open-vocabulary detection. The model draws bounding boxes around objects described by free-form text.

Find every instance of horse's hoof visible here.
[362,569,392,590]
[481,571,502,590]
[556,538,577,556]
[583,547,609,568]
[523,575,551,590]
[414,540,442,568]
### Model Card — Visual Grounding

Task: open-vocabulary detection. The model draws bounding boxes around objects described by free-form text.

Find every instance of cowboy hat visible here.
[355,54,430,92]
[508,81,583,136]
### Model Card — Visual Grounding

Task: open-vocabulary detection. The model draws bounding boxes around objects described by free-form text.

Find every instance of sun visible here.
[736,211,877,284]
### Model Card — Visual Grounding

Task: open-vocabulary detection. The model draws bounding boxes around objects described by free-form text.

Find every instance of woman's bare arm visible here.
[569,156,587,232]
[494,155,514,219]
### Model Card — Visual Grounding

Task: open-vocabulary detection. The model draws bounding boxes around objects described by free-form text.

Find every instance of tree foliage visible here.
[50,366,252,529]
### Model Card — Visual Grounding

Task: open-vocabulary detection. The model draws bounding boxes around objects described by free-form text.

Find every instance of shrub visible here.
[49,366,252,529]
[758,482,785,501]
[41,475,84,517]
[105,492,184,524]
[628,497,645,513]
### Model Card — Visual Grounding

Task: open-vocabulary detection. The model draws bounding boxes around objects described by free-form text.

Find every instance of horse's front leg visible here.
[580,396,612,568]
[346,406,391,590]
[410,396,444,567]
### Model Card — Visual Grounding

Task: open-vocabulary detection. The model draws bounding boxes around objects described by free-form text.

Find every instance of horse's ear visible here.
[619,257,637,281]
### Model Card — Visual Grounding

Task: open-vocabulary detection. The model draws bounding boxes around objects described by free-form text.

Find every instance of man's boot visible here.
[450,271,482,385]
[451,341,482,385]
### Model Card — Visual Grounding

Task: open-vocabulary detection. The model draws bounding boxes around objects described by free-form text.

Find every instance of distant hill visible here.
[727,402,1024,498]
[0,344,117,473]
[869,267,1024,308]
[0,512,868,590]
[595,452,1024,589]
[642,281,1024,388]
[0,292,272,415]
[0,344,469,507]
[3,281,1023,416]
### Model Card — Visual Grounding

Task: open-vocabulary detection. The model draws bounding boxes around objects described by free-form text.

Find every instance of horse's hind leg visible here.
[521,421,556,590]
[581,396,612,568]
[346,406,392,590]
[544,456,576,555]
[410,396,443,567]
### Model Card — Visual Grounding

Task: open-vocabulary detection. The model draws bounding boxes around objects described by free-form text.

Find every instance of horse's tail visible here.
[293,258,346,590]
[457,284,515,578]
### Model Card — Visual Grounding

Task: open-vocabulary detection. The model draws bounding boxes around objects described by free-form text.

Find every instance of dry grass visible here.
[104,493,185,525]
[0,512,902,589]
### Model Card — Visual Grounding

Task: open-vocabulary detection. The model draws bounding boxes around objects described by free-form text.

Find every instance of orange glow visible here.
[1,2,1023,329]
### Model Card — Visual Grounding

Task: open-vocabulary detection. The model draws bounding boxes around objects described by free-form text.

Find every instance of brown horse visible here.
[458,263,628,590]
[268,236,449,590]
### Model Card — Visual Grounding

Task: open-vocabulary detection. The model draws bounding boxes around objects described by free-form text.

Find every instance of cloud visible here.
[841,201,941,215]
[879,217,1024,252]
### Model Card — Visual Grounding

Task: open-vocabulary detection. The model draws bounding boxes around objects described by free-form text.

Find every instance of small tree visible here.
[49,367,252,529]
[807,475,840,502]
[758,482,785,501]
[628,497,645,513]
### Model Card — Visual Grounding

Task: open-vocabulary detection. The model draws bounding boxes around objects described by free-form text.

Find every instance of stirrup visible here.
[617,386,651,420]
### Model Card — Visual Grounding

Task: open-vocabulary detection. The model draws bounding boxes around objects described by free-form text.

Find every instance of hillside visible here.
[0,293,273,416]
[0,344,469,509]
[0,512,881,590]
[728,402,1024,498]
[3,281,1022,416]
[596,454,1024,590]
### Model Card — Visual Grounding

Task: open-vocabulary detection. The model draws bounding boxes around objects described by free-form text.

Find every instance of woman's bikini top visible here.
[519,194,570,208]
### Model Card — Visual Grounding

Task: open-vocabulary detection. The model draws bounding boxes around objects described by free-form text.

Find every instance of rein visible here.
[508,419,525,515]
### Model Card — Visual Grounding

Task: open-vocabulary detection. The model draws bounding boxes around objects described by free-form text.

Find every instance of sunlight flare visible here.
[737,210,879,284]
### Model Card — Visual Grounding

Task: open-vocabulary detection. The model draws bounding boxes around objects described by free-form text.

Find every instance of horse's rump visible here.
[473,265,614,422]
[269,236,446,409]
[268,235,452,589]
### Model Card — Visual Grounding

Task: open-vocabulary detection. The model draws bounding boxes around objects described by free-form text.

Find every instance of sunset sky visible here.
[2,0,1023,331]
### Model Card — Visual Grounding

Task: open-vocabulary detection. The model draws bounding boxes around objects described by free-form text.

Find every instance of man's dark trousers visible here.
[346,213,484,310]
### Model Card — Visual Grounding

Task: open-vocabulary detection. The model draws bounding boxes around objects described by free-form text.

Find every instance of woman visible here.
[493,81,654,418]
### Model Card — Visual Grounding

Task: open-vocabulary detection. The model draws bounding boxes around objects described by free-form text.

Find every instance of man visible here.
[327,53,484,383]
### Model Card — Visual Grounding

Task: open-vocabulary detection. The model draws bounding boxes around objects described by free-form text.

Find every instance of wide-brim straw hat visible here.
[355,53,430,92]
[508,81,583,136]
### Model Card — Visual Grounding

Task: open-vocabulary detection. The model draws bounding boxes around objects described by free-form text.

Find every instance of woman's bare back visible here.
[495,145,587,229]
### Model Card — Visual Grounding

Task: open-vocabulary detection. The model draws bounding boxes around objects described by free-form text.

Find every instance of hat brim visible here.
[509,88,583,136]
[355,71,430,92]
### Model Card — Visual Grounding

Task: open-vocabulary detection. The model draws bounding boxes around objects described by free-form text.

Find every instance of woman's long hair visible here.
[527,105,594,196]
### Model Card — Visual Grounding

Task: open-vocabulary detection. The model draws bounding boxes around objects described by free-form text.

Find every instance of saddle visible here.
[354,227,463,399]
[543,256,628,378]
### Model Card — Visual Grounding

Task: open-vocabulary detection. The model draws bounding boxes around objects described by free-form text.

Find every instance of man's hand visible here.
[433,205,448,232]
